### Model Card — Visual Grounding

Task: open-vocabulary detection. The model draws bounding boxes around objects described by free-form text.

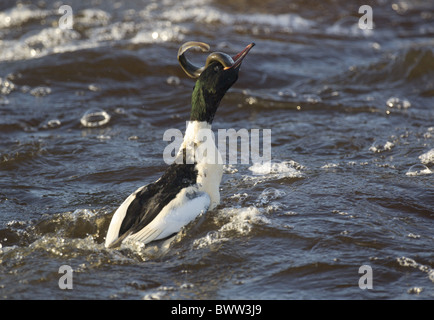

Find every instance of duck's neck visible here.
[183,121,223,209]
[190,80,220,124]
[177,121,211,165]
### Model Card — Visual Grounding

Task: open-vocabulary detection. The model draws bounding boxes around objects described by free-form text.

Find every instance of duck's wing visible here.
[105,163,199,248]
[124,187,210,244]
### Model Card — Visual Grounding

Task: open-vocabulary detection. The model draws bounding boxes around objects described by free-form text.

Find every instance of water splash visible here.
[193,206,270,249]
[248,160,304,178]
[256,187,286,206]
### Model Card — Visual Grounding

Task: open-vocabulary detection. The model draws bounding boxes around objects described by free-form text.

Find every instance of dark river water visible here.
[0,0,433,299]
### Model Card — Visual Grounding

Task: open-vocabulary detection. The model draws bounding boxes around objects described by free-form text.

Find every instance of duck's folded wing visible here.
[105,184,154,248]
[125,187,210,244]
[105,163,199,248]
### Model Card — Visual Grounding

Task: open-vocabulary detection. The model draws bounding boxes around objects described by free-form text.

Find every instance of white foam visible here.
[397,256,434,283]
[248,160,304,178]
[71,208,98,219]
[193,206,269,249]
[30,86,52,97]
[321,163,339,169]
[158,0,313,32]
[219,206,270,234]
[87,21,136,42]
[75,8,111,28]
[0,7,115,62]
[256,187,286,206]
[192,231,227,249]
[28,234,100,258]
[0,1,315,62]
[0,5,51,29]
[0,28,81,61]
[419,148,434,165]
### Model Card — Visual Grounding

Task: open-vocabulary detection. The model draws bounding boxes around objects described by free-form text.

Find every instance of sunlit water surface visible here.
[0,0,433,299]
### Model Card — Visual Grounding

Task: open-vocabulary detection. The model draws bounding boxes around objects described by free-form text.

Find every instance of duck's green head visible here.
[178,42,255,124]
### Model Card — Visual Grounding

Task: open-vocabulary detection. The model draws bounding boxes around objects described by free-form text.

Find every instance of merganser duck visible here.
[105,41,255,248]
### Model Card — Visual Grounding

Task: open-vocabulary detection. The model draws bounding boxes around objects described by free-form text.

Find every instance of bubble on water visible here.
[114,107,125,114]
[30,86,52,97]
[166,76,181,86]
[407,233,420,239]
[80,109,111,127]
[42,119,61,129]
[245,96,258,105]
[47,119,61,127]
[277,88,297,98]
[302,94,322,104]
[333,210,349,216]
[0,96,9,105]
[369,139,394,153]
[397,256,419,268]
[180,282,194,289]
[407,287,423,295]
[386,97,411,109]
[230,193,248,202]
[223,164,238,174]
[423,129,433,139]
[0,78,16,95]
[143,291,165,300]
[192,231,225,250]
[88,84,100,92]
[405,164,432,176]
[371,42,381,50]
[20,85,31,93]
[71,208,98,218]
[321,163,339,169]
[256,187,286,205]
[97,134,111,141]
